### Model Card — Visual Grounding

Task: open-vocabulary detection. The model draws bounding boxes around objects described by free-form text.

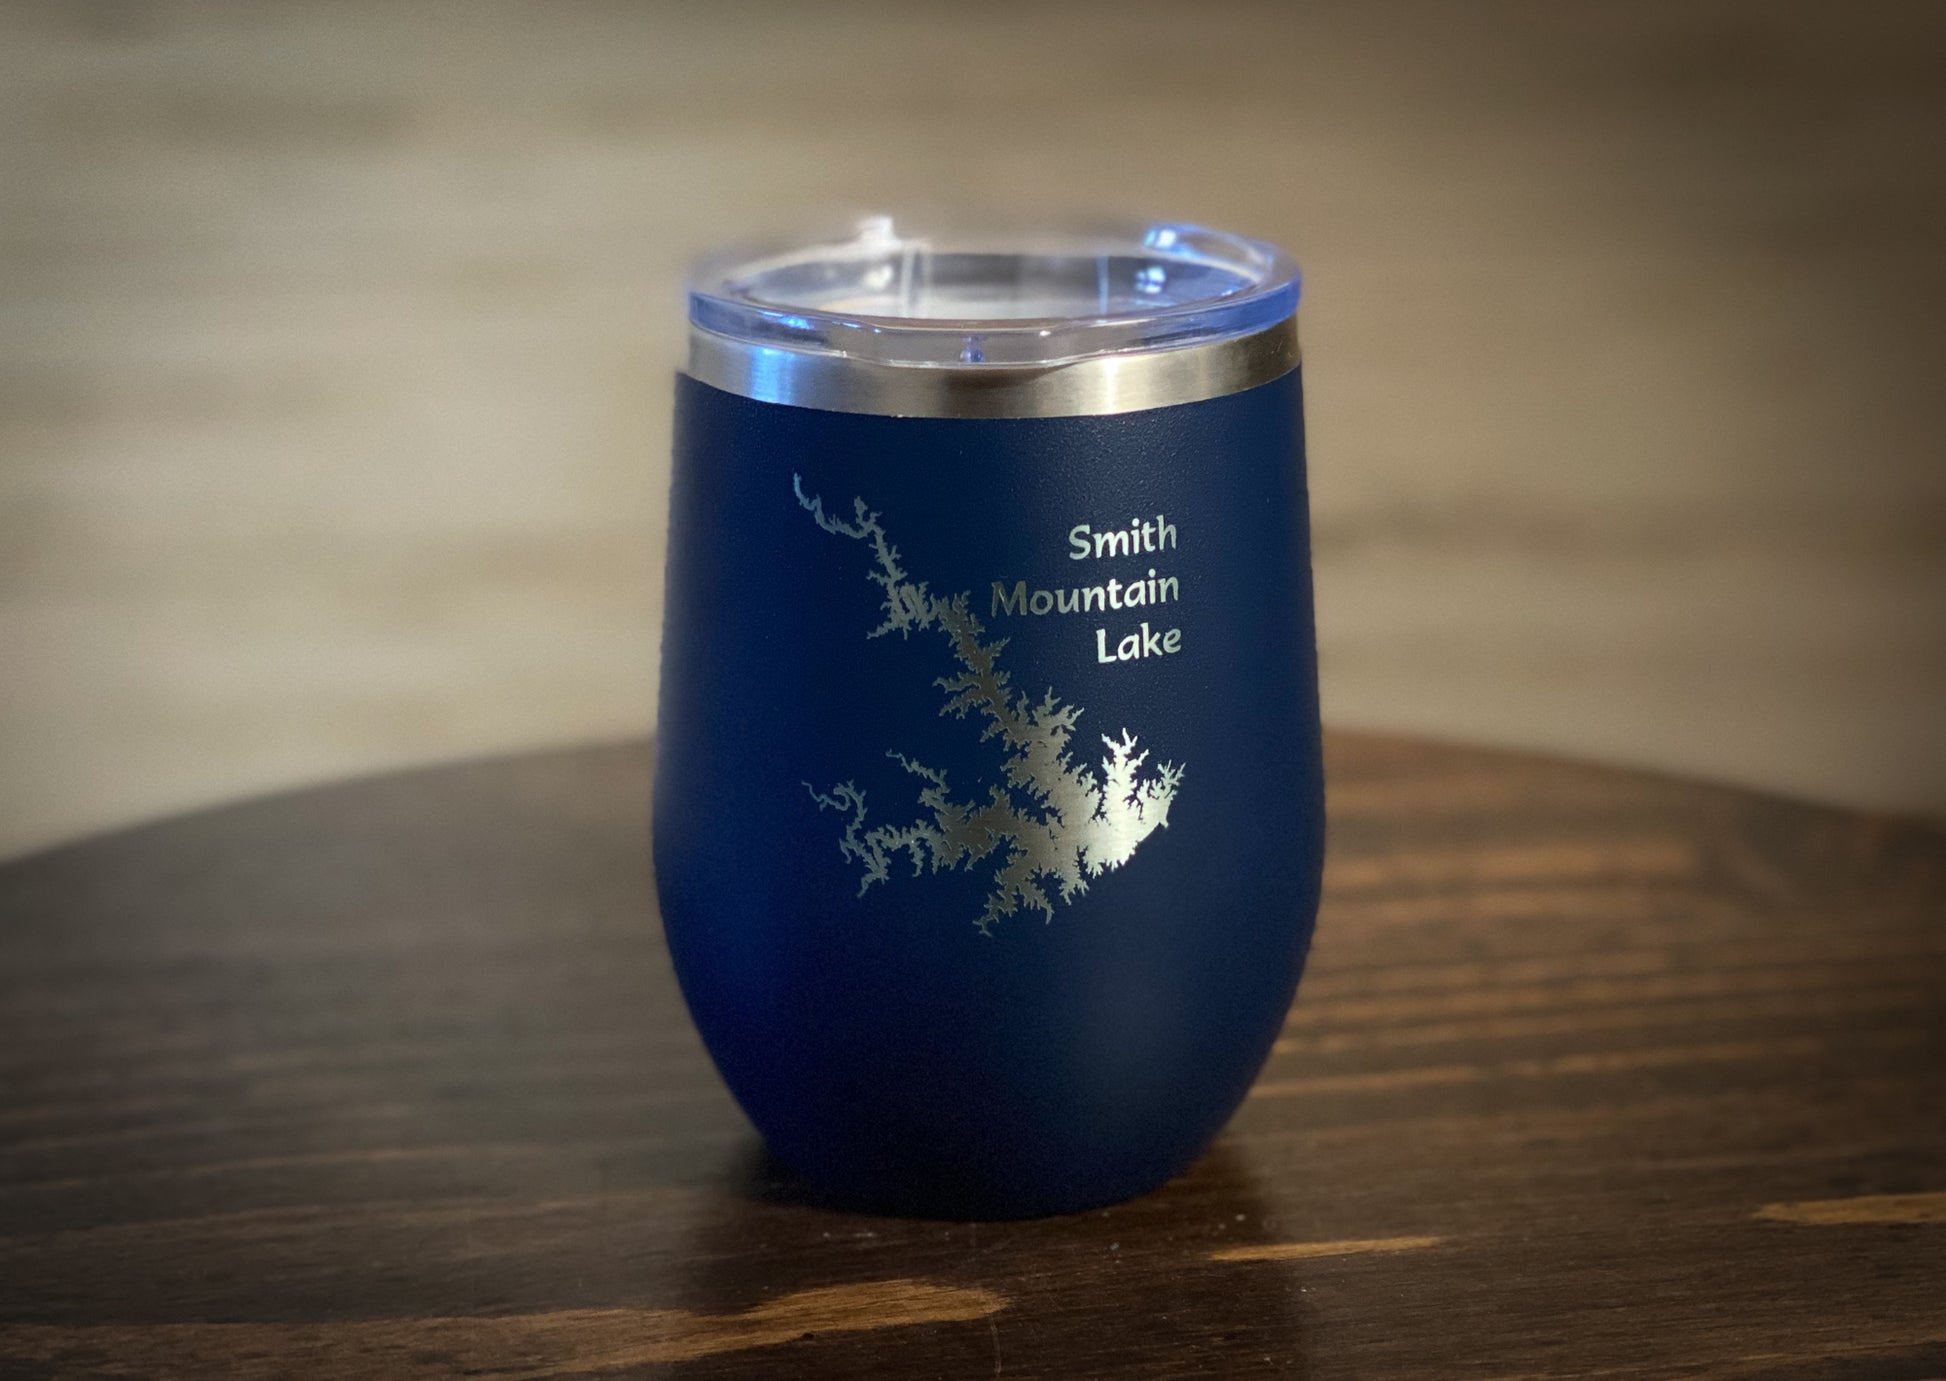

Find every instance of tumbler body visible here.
[654,221,1322,1218]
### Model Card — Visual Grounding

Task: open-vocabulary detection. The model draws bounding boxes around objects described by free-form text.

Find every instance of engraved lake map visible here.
[794,478,1184,934]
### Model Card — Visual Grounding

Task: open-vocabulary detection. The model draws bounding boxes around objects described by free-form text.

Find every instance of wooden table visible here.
[1,733,1941,1379]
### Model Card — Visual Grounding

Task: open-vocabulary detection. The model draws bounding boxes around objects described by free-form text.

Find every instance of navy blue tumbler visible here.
[655,218,1323,1219]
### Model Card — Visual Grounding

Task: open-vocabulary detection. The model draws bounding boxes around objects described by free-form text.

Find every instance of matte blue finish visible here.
[655,368,1322,1218]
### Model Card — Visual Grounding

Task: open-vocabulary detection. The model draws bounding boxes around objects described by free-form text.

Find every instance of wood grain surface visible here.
[0,733,1942,1379]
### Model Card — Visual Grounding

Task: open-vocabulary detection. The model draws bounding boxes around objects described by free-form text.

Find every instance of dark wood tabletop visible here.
[1,733,1941,1380]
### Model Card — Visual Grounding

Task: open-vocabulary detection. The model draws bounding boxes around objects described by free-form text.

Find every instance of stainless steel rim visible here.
[686,316,1299,418]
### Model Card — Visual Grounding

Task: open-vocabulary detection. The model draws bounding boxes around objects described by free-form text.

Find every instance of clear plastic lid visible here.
[689,216,1299,368]
[684,217,1300,417]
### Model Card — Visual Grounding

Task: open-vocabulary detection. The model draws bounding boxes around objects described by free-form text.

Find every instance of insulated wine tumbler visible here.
[654,218,1322,1218]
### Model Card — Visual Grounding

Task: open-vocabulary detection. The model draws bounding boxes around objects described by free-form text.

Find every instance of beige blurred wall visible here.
[3,0,1943,860]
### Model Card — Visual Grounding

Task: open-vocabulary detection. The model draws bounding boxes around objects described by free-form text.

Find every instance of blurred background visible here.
[2,0,1943,861]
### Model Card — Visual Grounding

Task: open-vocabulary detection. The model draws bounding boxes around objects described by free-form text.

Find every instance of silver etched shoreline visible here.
[795,477,1184,934]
